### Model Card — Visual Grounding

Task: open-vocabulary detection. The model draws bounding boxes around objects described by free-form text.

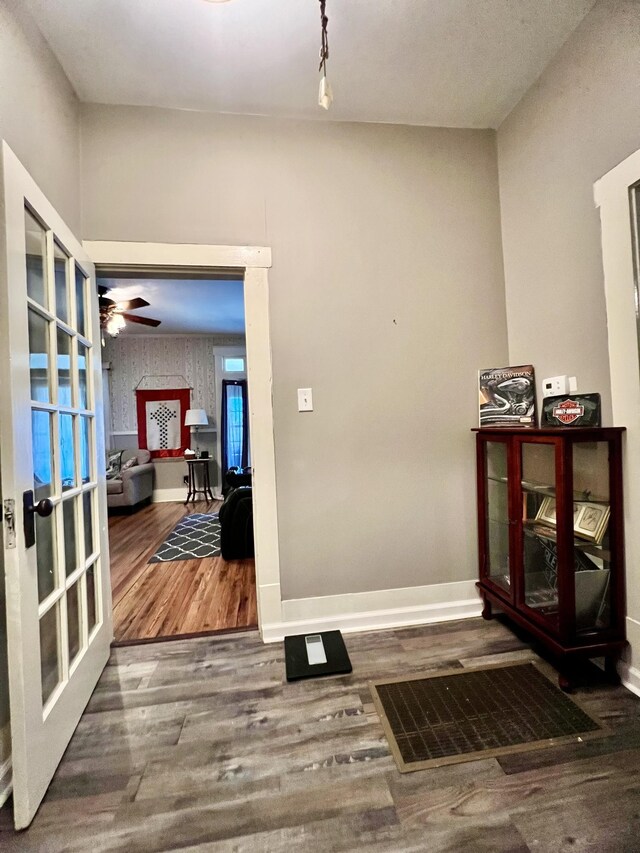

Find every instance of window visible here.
[223,357,245,373]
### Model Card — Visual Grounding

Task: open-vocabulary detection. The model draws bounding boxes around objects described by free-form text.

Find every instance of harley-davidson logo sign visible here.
[552,399,585,424]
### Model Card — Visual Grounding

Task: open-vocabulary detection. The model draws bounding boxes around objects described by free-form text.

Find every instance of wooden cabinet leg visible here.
[481,598,493,620]
[558,672,573,692]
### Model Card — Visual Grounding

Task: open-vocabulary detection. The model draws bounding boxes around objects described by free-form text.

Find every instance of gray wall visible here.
[0,0,81,232]
[0,0,82,786]
[497,0,640,420]
[81,105,508,600]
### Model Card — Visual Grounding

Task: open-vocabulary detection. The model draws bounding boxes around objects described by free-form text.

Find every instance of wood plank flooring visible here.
[1,617,639,850]
[109,501,257,643]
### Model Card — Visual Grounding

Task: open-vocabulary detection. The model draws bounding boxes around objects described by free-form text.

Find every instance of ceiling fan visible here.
[99,286,161,337]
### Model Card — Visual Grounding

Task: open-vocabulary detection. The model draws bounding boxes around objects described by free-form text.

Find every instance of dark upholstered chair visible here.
[218,485,254,560]
[224,466,252,494]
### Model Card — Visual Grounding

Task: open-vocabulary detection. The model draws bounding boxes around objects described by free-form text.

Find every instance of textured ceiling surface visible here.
[98,278,245,335]
[24,0,595,128]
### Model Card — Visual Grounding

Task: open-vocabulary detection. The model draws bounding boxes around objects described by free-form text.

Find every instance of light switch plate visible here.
[298,388,313,411]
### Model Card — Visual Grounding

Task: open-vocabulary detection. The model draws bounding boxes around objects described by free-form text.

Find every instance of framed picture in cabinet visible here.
[574,502,610,545]
[535,497,610,545]
[535,497,557,527]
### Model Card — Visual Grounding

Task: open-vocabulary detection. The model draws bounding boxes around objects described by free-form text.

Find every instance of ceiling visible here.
[23,0,595,129]
[98,277,245,336]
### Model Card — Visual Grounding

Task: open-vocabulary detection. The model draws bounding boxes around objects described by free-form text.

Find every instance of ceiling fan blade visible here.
[116,297,150,311]
[99,295,116,308]
[121,312,161,327]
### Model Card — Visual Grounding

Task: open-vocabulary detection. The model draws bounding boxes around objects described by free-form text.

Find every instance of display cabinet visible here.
[474,427,626,687]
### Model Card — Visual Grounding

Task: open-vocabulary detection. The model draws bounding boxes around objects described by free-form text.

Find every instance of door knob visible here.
[23,490,53,548]
[26,497,54,517]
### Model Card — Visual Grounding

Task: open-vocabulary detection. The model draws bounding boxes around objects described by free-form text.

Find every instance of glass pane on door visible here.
[79,416,91,483]
[54,242,69,325]
[77,343,88,409]
[484,441,510,593]
[57,329,72,406]
[63,498,78,577]
[83,491,94,561]
[32,409,53,500]
[67,580,82,665]
[39,604,61,705]
[28,309,50,403]
[573,442,611,632]
[75,267,87,338]
[521,443,559,630]
[24,208,47,308]
[59,413,75,491]
[35,513,57,604]
[86,564,97,634]
[32,406,58,604]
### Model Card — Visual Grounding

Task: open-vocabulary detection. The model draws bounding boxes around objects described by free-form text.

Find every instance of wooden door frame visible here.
[594,151,640,696]
[83,241,282,636]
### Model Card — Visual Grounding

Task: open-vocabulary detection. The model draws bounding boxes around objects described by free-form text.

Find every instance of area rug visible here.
[370,661,605,773]
[149,513,220,562]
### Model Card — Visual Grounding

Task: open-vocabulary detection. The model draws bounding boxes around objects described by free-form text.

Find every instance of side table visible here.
[185,458,215,504]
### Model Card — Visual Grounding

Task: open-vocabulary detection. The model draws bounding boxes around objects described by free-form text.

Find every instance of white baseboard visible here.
[620,615,640,698]
[0,756,12,810]
[152,488,188,503]
[619,661,640,698]
[261,580,481,643]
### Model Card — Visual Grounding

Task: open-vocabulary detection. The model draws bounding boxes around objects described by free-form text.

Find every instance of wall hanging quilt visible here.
[135,388,191,458]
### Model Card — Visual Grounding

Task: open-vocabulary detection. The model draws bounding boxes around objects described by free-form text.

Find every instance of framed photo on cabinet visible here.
[535,497,610,545]
[574,502,610,545]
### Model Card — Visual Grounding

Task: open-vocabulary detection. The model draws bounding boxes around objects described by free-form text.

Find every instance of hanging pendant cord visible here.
[319,0,329,74]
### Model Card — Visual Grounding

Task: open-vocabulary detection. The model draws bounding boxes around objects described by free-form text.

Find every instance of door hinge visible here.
[3,498,16,549]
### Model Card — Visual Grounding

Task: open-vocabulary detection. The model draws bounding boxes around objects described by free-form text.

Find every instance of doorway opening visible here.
[96,268,257,644]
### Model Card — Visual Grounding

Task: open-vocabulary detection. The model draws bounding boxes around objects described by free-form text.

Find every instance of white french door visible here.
[0,142,112,828]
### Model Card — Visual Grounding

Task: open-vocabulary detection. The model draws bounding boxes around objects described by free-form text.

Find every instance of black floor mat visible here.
[371,661,605,772]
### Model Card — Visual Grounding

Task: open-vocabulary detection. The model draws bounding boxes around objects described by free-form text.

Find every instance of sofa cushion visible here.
[122,448,151,466]
[106,479,124,495]
[121,457,138,472]
[106,449,123,480]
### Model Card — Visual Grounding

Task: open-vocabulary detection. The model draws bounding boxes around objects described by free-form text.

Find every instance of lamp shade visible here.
[184,408,208,427]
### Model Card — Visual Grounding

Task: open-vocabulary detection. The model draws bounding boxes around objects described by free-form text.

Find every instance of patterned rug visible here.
[149,513,221,563]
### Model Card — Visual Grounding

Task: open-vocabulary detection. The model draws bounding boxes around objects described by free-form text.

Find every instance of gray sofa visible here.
[106,449,154,512]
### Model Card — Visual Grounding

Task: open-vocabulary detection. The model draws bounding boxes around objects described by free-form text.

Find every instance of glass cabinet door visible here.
[520,441,560,632]
[483,441,511,595]
[572,442,612,634]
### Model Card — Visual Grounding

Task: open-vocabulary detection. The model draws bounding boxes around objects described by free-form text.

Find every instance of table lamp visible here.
[184,408,208,457]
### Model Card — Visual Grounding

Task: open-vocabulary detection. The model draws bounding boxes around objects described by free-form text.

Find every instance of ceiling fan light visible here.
[318,75,333,110]
[106,313,126,337]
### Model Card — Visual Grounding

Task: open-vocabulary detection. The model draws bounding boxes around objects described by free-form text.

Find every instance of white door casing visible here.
[595,149,640,696]
[84,241,282,634]
[0,142,112,827]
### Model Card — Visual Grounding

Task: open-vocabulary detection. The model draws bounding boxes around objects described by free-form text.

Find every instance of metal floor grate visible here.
[371,661,605,772]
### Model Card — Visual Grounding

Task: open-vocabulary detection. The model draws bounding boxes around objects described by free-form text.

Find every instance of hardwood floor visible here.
[109,500,257,643]
[1,617,639,850]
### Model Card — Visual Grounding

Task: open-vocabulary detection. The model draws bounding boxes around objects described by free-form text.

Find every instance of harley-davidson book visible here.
[479,364,536,427]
